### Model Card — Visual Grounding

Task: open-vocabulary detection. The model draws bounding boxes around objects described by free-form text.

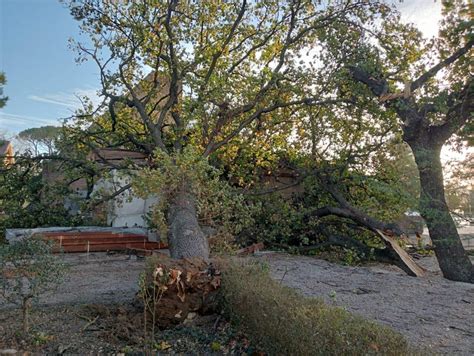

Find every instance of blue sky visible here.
[0,0,100,134]
[0,0,441,136]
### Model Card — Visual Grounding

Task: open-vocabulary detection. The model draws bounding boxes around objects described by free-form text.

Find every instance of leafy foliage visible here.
[0,156,85,240]
[18,126,61,156]
[0,72,7,108]
[134,147,254,245]
[240,159,415,261]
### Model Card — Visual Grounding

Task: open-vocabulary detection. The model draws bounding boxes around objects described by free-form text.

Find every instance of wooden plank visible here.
[52,241,167,253]
[57,240,148,248]
[376,229,426,277]
[31,229,167,253]
[45,234,147,240]
[41,232,148,239]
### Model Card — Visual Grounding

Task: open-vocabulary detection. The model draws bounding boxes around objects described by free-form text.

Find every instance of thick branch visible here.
[311,206,401,235]
[348,66,387,97]
[203,0,247,86]
[89,183,132,208]
[430,78,474,143]
[410,39,473,92]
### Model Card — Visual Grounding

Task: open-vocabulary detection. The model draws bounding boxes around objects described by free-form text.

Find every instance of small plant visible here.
[210,341,221,351]
[32,331,54,346]
[120,345,134,354]
[0,236,67,333]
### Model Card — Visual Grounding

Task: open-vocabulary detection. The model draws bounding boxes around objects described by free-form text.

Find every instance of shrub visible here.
[220,262,421,356]
[0,237,67,332]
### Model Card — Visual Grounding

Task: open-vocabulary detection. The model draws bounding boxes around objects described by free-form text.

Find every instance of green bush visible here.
[220,262,422,356]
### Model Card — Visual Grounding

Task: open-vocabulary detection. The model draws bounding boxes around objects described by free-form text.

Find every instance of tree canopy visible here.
[18,126,62,156]
[3,0,470,282]
[0,72,7,108]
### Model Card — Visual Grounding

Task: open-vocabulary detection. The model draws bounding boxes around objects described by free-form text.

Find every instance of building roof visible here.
[87,148,149,163]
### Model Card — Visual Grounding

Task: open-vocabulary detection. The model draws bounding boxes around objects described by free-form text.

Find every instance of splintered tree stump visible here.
[376,229,426,277]
[141,254,221,328]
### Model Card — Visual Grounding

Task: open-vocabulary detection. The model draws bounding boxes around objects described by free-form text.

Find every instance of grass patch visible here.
[220,261,423,355]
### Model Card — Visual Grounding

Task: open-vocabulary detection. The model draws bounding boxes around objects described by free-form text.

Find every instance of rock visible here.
[57,344,71,354]
[0,349,18,355]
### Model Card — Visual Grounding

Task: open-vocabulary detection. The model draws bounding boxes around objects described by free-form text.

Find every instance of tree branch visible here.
[410,39,473,92]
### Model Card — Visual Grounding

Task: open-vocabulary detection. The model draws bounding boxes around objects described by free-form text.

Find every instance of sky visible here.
[0,0,101,135]
[0,0,443,137]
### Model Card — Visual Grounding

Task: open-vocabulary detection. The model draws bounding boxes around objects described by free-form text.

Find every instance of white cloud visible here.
[28,94,77,107]
[0,111,61,134]
[28,86,102,111]
[0,112,58,126]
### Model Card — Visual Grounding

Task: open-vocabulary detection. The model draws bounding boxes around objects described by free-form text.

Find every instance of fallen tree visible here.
[63,0,399,261]
[308,181,425,277]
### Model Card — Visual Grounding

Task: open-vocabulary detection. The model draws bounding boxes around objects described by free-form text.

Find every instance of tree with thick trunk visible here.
[349,38,473,282]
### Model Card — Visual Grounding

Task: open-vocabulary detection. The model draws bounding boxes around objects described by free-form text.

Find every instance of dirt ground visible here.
[1,251,473,354]
[0,303,255,354]
[0,253,255,354]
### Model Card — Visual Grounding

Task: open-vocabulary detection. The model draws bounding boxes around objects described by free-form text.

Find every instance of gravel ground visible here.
[256,252,474,355]
[40,253,145,305]
[42,252,146,306]
[0,252,147,310]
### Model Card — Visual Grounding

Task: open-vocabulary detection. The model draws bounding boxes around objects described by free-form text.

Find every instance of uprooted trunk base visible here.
[141,254,220,328]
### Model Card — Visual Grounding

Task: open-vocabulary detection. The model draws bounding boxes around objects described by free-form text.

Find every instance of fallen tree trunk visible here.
[167,187,210,260]
[272,233,424,276]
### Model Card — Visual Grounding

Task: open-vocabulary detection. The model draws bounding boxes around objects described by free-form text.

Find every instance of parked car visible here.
[397,211,424,235]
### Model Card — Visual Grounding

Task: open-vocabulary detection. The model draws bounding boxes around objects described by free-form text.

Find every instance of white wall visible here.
[92,170,159,231]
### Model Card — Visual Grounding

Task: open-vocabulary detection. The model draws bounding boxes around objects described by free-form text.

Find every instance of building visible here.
[88,148,157,228]
[0,140,14,166]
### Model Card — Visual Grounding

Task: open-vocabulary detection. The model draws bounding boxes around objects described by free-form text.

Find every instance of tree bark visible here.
[167,186,209,260]
[410,142,473,282]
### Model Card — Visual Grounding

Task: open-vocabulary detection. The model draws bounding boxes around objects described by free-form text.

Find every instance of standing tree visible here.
[18,125,61,156]
[0,72,7,108]
[345,1,473,282]
[63,0,388,260]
